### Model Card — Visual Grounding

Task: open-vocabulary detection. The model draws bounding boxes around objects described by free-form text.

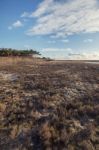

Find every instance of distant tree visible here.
[0,48,41,57]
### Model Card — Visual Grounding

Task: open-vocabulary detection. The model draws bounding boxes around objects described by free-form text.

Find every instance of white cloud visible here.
[30,0,53,17]
[8,20,23,30]
[26,0,99,37]
[13,20,23,28]
[21,12,30,18]
[41,47,72,52]
[48,40,56,44]
[84,39,93,43]
[68,51,99,60]
[61,39,69,43]
[8,26,12,30]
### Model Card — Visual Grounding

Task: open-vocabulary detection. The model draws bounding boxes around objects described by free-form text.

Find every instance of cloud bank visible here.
[25,0,99,38]
[84,39,93,43]
[41,48,99,60]
[68,51,99,60]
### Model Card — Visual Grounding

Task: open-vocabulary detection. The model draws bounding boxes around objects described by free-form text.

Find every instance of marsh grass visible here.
[0,57,99,150]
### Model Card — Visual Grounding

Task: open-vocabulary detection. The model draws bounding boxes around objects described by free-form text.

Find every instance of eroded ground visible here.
[0,57,99,150]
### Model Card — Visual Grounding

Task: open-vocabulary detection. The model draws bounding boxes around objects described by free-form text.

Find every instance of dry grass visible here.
[0,57,44,66]
[0,57,99,150]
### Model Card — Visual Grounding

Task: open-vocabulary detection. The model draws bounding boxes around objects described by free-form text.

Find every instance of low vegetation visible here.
[0,48,40,57]
[0,57,99,150]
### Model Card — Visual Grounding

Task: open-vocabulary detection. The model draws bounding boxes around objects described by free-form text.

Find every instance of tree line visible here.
[0,48,41,57]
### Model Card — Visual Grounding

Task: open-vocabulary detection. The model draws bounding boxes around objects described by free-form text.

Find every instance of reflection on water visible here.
[85,61,99,64]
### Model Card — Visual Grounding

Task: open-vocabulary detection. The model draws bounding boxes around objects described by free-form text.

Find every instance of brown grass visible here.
[0,57,99,150]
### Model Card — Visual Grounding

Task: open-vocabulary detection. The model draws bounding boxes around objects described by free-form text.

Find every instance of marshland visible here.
[0,55,99,150]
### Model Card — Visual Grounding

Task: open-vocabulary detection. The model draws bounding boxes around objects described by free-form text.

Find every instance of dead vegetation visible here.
[0,57,99,150]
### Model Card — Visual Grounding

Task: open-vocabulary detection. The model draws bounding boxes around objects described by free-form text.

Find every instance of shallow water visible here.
[85,61,99,64]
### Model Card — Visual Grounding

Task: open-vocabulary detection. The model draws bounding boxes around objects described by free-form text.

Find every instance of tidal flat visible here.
[0,57,99,150]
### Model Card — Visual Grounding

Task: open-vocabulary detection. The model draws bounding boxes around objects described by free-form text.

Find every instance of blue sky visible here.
[0,0,99,59]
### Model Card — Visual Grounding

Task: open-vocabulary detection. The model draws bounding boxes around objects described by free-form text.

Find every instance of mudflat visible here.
[0,57,99,150]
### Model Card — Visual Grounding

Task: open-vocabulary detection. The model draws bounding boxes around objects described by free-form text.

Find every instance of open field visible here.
[0,57,99,150]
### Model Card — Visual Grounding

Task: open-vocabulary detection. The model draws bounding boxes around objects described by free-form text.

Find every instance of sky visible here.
[0,0,99,60]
